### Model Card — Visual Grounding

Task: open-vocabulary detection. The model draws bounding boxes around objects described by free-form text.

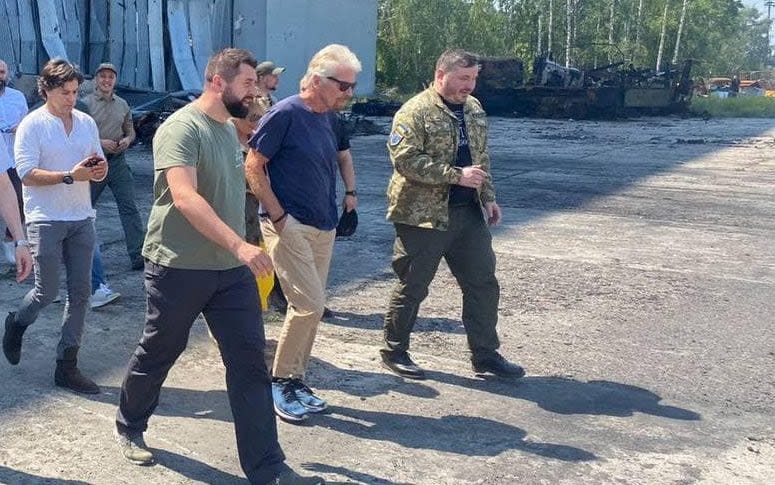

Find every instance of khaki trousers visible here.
[261,214,335,379]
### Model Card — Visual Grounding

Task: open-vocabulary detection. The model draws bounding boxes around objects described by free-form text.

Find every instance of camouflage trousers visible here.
[383,202,500,359]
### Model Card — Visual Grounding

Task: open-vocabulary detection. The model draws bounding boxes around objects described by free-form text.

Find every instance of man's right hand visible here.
[235,241,273,277]
[457,165,488,189]
[15,246,32,283]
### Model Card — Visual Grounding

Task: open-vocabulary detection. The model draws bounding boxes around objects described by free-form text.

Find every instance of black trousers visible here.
[383,203,501,360]
[116,262,288,484]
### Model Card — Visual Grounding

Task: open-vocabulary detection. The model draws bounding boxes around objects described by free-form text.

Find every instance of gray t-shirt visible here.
[142,103,247,270]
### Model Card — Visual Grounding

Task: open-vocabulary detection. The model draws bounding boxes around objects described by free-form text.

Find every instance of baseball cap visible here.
[95,62,118,75]
[256,61,285,77]
[336,208,358,237]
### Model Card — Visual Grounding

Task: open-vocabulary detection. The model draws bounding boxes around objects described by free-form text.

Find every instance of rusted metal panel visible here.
[167,0,201,90]
[0,2,16,69]
[2,0,21,71]
[17,0,39,72]
[88,0,108,72]
[624,88,674,108]
[121,0,138,86]
[211,0,233,51]
[56,0,83,65]
[108,0,124,76]
[233,0,267,60]
[189,0,213,77]
[136,0,151,88]
[37,0,67,60]
[148,0,165,91]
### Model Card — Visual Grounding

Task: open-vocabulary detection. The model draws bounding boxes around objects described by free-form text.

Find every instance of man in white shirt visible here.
[3,59,107,394]
[0,59,29,263]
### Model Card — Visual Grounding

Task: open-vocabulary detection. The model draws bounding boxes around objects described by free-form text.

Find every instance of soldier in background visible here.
[233,61,289,313]
[83,62,144,271]
[233,61,285,145]
[380,49,525,381]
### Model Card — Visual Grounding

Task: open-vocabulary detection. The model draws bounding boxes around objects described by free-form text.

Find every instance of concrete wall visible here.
[263,0,378,99]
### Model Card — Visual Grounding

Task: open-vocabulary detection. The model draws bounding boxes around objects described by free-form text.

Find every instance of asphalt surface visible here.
[0,116,773,484]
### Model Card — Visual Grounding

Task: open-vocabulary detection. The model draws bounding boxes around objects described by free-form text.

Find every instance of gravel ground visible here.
[0,116,772,484]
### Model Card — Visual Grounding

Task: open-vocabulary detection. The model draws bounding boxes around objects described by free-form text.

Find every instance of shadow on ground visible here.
[0,466,92,485]
[426,372,701,420]
[322,310,465,335]
[316,405,596,461]
[301,463,413,485]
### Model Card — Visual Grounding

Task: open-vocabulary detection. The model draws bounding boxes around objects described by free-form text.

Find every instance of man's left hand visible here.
[343,194,358,212]
[485,201,502,226]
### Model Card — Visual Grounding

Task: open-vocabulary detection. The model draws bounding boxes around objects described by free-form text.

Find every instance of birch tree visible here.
[672,0,689,64]
[656,0,670,71]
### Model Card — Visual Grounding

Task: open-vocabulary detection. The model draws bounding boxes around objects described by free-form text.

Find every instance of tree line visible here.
[376,0,772,92]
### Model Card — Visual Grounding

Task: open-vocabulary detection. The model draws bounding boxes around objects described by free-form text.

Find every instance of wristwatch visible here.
[62,172,74,185]
[345,190,357,196]
[14,239,29,248]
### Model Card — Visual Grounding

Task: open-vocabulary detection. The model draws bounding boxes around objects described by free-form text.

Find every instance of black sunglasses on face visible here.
[326,76,357,92]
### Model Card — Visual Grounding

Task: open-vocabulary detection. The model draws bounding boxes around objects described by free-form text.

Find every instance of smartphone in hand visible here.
[84,156,104,167]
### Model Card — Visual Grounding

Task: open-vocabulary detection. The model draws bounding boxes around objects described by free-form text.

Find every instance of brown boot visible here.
[54,346,100,394]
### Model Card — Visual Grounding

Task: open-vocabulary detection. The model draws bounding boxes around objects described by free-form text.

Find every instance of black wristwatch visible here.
[62,172,74,185]
[345,190,357,196]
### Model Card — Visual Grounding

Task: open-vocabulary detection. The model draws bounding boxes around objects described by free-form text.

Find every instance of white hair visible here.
[300,44,362,90]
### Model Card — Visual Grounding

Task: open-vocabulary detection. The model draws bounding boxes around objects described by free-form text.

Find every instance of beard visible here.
[222,87,250,118]
[0,79,6,92]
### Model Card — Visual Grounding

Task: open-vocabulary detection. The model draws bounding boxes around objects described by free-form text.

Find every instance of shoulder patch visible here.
[389,122,411,146]
[389,131,404,146]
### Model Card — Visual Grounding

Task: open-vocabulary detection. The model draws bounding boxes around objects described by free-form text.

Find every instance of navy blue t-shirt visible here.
[249,95,339,230]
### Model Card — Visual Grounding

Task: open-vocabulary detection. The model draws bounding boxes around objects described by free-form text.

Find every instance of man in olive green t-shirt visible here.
[114,48,323,485]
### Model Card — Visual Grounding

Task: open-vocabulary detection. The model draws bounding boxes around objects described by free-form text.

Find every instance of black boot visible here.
[3,312,27,365]
[55,346,100,394]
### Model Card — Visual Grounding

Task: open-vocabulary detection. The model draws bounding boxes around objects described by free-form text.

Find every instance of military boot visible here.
[54,346,100,394]
[3,312,27,365]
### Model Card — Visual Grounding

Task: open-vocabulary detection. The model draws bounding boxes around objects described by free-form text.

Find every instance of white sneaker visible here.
[2,241,15,264]
[91,283,120,309]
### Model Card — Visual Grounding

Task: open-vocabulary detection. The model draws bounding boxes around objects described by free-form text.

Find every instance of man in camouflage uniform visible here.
[380,49,525,380]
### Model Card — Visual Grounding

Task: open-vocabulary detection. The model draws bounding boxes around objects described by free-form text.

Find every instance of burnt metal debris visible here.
[472,56,694,119]
[351,57,694,119]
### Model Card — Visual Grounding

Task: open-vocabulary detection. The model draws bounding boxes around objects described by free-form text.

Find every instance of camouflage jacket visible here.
[386,87,495,230]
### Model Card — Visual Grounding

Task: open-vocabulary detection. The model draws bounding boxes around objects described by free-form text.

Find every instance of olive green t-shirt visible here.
[142,103,246,270]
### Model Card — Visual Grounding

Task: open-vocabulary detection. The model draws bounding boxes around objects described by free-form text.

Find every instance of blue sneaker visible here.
[271,379,309,422]
[290,379,327,413]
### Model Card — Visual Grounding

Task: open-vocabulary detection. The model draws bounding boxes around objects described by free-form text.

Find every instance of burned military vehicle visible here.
[472,56,693,118]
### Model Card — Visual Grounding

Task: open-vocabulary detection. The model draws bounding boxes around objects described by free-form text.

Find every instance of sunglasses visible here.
[326,76,357,92]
